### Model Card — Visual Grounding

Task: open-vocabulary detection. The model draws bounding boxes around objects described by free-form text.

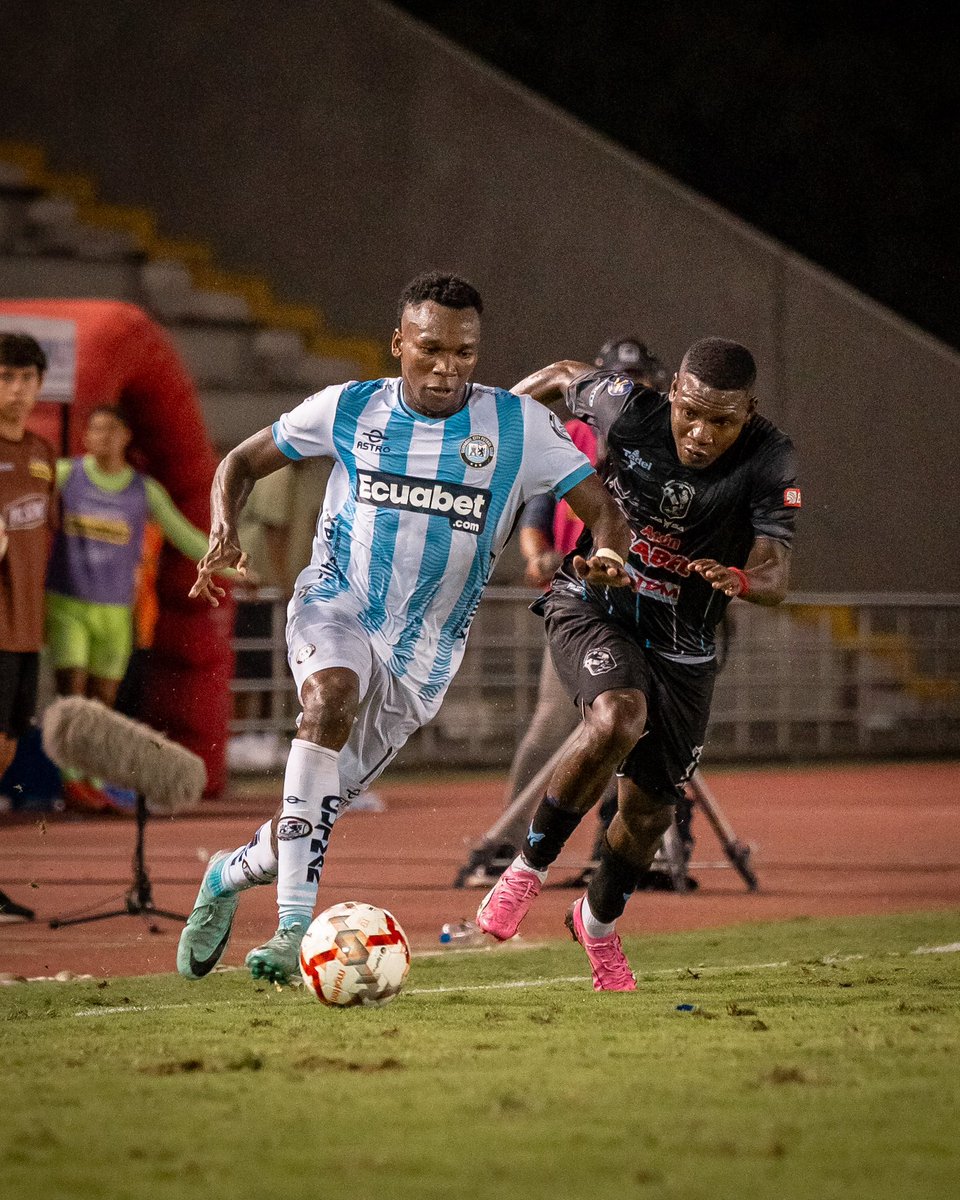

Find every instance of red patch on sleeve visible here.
[784,488,802,508]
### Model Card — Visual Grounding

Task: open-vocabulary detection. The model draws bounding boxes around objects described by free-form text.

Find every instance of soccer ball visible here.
[299,901,411,1007]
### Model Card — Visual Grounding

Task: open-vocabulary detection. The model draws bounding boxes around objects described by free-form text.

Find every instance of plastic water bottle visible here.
[438,919,486,948]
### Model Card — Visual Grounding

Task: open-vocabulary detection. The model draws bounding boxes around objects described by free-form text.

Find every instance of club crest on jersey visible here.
[660,479,695,521]
[459,434,495,469]
[357,469,490,535]
[584,647,617,676]
[294,643,316,664]
[549,412,573,443]
[607,375,634,396]
[784,487,802,507]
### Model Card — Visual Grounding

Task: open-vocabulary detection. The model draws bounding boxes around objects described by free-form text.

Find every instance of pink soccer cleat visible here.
[475,863,543,940]
[565,897,636,992]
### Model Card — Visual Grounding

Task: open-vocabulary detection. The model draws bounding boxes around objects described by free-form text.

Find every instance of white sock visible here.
[514,855,548,883]
[213,821,278,895]
[580,893,617,939]
[276,740,342,929]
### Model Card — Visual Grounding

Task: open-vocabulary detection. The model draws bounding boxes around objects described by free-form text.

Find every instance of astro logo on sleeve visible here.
[357,470,491,534]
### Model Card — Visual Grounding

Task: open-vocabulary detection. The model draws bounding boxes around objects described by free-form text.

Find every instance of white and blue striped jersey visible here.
[273,377,594,699]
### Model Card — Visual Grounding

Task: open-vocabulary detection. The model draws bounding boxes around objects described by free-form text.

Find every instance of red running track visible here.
[1,761,958,979]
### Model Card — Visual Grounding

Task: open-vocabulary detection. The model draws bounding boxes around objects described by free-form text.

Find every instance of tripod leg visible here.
[482,726,583,847]
[688,769,759,892]
[50,907,133,930]
[453,727,583,886]
[48,793,190,926]
[130,793,153,909]
[143,906,189,922]
[659,818,692,892]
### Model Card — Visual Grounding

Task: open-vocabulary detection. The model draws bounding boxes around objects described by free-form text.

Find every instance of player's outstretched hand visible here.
[689,558,745,597]
[190,531,248,607]
[572,554,632,588]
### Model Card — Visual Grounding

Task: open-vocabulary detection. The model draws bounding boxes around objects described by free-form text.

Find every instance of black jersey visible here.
[549,370,800,659]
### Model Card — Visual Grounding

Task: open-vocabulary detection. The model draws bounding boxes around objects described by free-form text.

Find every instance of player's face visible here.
[391,301,480,417]
[669,371,754,469]
[84,412,132,463]
[0,364,43,428]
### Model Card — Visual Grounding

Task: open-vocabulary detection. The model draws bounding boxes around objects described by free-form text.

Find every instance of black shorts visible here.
[0,651,41,739]
[542,591,716,801]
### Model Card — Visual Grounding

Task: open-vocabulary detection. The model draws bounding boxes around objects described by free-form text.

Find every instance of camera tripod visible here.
[49,793,188,929]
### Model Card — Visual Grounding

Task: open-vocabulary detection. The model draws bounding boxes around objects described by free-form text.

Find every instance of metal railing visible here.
[230,588,960,767]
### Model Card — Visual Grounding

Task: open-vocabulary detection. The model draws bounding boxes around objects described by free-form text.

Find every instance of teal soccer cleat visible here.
[176,851,240,980]
[245,923,308,985]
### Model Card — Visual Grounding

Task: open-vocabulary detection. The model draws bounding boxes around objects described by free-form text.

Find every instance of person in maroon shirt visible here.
[0,332,56,922]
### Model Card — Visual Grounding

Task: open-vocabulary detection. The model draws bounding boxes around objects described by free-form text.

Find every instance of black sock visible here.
[586,834,643,923]
[522,795,584,870]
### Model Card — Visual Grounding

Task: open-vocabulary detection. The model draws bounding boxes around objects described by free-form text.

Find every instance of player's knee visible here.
[299,669,359,747]
[589,690,647,754]
[619,797,673,844]
[618,779,675,833]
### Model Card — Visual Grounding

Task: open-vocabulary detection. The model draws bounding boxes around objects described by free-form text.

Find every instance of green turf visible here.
[3,910,959,1200]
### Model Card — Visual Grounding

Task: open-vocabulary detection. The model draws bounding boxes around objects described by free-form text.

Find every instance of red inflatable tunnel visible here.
[0,299,232,796]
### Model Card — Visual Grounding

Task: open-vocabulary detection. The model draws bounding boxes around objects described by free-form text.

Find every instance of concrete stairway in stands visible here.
[0,148,383,448]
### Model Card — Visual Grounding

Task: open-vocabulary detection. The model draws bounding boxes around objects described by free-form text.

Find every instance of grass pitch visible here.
[3,909,959,1200]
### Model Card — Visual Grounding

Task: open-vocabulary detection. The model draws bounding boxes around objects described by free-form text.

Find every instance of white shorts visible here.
[286,592,444,800]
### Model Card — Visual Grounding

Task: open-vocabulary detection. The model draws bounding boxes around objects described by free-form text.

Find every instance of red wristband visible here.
[728,566,750,597]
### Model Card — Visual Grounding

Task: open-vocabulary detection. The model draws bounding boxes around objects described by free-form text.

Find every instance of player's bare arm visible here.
[562,474,633,588]
[512,360,594,414]
[689,536,791,606]
[190,427,289,607]
[519,524,561,588]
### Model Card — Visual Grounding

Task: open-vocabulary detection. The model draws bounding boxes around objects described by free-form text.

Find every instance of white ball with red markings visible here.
[299,901,411,1007]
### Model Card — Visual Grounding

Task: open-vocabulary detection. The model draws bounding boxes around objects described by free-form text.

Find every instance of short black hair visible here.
[680,337,756,391]
[396,272,483,326]
[87,404,130,429]
[0,332,47,374]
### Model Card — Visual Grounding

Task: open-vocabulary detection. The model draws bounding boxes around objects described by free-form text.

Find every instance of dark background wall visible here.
[396,1,960,354]
[1,0,958,593]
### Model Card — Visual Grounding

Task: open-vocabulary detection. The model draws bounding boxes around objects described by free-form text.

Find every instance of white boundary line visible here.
[69,941,960,1018]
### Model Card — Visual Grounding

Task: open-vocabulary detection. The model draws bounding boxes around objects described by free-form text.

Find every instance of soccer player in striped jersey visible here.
[178,272,632,984]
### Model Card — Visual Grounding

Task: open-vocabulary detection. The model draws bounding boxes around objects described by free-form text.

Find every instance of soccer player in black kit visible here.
[476,337,801,990]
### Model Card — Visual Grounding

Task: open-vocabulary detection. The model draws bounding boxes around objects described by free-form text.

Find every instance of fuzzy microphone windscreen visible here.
[42,697,206,815]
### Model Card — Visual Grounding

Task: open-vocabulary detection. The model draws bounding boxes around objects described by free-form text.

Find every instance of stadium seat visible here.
[0,253,141,300]
[0,143,372,446]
